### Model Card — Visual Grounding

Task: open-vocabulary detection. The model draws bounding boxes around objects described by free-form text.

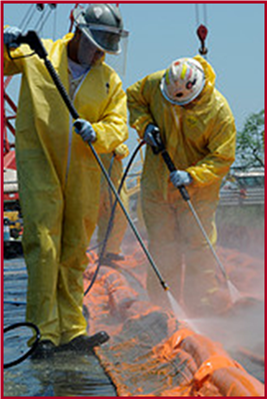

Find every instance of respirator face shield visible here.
[78,23,128,55]
[73,5,129,78]
[77,31,105,68]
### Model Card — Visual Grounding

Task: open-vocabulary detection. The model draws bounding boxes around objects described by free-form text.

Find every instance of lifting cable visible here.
[6,5,58,61]
[195,4,208,57]
[34,4,57,35]
[19,4,57,37]
[19,4,36,33]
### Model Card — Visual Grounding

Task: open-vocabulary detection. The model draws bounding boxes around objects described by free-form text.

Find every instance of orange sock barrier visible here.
[83,249,264,396]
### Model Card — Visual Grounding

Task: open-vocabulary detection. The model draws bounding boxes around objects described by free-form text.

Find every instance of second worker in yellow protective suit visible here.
[127,56,236,317]
[97,143,129,262]
[4,4,129,358]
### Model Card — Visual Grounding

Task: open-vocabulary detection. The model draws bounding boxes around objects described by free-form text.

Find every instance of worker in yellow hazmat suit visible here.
[127,56,236,316]
[97,144,129,262]
[4,4,129,358]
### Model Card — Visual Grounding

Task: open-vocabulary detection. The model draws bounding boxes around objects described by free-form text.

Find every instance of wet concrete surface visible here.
[3,258,117,397]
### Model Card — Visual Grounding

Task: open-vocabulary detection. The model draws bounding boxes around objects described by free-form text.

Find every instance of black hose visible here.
[107,153,116,209]
[4,300,26,306]
[4,322,41,369]
[84,141,145,296]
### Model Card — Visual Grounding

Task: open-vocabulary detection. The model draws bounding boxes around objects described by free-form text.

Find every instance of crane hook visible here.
[197,24,208,56]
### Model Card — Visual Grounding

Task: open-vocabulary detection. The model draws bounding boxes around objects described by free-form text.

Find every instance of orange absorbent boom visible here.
[83,250,264,397]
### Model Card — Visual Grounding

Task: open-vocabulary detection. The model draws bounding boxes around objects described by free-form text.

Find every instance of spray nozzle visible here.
[161,281,169,291]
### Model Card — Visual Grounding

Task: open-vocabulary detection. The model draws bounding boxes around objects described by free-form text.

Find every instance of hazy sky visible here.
[3,2,265,151]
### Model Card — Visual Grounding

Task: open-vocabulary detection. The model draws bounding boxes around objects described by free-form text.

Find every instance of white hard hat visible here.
[160,58,205,106]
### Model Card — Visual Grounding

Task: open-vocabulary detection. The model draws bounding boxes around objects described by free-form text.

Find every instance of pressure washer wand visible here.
[158,148,241,304]
[17,31,169,293]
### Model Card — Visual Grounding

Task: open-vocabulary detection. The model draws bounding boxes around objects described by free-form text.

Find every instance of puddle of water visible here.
[4,258,117,397]
[4,351,117,397]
